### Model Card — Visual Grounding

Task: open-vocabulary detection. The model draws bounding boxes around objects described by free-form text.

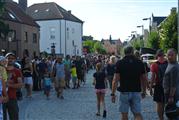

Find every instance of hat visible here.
[0,56,6,62]
[5,52,16,58]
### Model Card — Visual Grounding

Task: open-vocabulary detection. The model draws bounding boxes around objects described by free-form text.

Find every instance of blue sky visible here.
[14,0,178,41]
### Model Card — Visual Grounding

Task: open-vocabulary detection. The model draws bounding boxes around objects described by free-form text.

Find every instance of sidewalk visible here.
[19,70,159,120]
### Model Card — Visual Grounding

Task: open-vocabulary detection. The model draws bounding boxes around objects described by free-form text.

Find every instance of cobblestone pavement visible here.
[19,70,161,120]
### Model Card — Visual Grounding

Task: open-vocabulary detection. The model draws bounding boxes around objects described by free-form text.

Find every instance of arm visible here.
[141,73,147,98]
[169,67,177,99]
[111,73,119,95]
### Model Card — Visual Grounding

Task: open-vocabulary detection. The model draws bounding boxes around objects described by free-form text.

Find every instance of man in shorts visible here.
[111,46,147,120]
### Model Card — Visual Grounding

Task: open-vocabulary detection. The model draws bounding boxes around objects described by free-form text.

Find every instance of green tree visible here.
[131,38,142,50]
[82,40,96,53]
[94,41,106,54]
[0,2,10,40]
[146,31,160,50]
[159,8,177,52]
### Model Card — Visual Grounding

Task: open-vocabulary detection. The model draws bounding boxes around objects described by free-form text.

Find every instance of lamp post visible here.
[137,25,144,47]
[143,17,151,33]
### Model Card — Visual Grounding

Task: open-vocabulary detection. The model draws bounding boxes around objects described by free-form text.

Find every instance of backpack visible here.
[156,61,168,85]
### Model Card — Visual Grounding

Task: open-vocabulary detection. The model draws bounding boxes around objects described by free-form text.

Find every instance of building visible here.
[151,13,167,31]
[27,2,83,56]
[101,38,122,55]
[0,0,40,58]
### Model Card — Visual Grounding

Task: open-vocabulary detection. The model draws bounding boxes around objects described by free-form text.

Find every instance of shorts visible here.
[72,76,77,84]
[55,77,65,88]
[119,92,141,113]
[44,85,51,92]
[24,77,33,85]
[95,89,106,94]
[153,85,165,103]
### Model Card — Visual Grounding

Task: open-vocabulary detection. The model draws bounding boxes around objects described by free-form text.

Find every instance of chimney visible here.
[68,10,71,14]
[18,0,27,11]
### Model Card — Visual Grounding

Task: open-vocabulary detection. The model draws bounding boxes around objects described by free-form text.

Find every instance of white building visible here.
[27,2,83,56]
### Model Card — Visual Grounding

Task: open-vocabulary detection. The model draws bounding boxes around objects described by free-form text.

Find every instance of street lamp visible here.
[137,25,144,47]
[143,17,151,33]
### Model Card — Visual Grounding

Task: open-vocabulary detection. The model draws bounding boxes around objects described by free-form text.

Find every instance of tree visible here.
[94,41,106,54]
[82,40,96,53]
[131,38,142,50]
[0,2,10,40]
[159,8,177,52]
[146,31,160,50]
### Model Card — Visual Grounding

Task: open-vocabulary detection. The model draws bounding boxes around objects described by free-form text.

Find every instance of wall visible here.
[37,19,83,56]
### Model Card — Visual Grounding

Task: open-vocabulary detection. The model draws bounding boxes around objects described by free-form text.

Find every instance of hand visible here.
[111,95,116,103]
[168,97,174,104]
[2,96,8,103]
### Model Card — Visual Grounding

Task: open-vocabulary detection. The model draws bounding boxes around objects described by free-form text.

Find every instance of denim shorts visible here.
[119,92,141,114]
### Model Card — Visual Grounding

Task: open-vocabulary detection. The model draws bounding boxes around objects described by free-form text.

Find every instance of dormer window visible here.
[34,10,38,13]
[8,12,16,19]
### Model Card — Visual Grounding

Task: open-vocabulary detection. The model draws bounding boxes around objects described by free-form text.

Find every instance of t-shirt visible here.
[163,62,179,101]
[150,60,167,84]
[0,66,7,82]
[115,55,145,92]
[71,67,77,77]
[106,63,115,76]
[7,68,22,99]
[55,63,65,78]
[93,71,106,89]
[44,77,51,86]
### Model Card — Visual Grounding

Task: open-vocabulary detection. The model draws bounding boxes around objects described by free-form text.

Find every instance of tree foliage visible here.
[159,9,177,52]
[82,40,96,53]
[94,42,106,54]
[131,38,142,50]
[146,31,160,50]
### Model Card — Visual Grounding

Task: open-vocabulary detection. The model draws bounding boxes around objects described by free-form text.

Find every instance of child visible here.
[44,70,51,100]
[71,64,77,89]
[93,62,107,118]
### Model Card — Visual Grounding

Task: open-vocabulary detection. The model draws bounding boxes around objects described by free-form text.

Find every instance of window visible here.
[72,28,75,34]
[34,10,38,13]
[66,27,69,40]
[50,27,55,40]
[24,32,28,43]
[33,33,37,43]
[8,12,16,20]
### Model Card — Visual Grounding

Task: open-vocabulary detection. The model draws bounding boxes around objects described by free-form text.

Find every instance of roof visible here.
[1,2,39,27]
[27,2,83,23]
[152,16,166,26]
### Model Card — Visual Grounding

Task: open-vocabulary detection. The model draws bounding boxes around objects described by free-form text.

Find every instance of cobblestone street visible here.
[19,70,160,120]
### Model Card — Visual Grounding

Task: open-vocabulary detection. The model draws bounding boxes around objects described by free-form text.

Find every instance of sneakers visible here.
[103,110,107,118]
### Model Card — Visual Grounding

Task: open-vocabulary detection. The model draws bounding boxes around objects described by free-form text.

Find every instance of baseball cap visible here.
[0,56,6,61]
[5,52,16,58]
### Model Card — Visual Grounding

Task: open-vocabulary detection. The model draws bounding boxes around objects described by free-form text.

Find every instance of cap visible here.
[5,52,16,58]
[0,56,6,62]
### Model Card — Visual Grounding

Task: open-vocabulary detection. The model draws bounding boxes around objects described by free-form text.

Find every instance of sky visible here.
[14,0,178,42]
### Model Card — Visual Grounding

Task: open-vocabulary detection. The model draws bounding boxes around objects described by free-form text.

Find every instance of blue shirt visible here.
[55,63,65,78]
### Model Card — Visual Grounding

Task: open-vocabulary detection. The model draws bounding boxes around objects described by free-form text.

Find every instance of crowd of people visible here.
[93,46,179,120]
[0,46,178,120]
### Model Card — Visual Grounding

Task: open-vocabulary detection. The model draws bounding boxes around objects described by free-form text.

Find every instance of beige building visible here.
[0,1,40,58]
[101,39,122,55]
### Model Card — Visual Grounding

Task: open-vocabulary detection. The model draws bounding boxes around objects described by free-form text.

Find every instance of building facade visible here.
[27,2,83,56]
[0,1,40,58]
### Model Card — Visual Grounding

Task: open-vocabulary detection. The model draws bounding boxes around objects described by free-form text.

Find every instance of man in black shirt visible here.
[111,46,147,120]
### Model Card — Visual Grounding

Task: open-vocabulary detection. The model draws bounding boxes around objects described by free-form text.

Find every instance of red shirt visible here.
[7,68,22,99]
[150,58,167,84]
